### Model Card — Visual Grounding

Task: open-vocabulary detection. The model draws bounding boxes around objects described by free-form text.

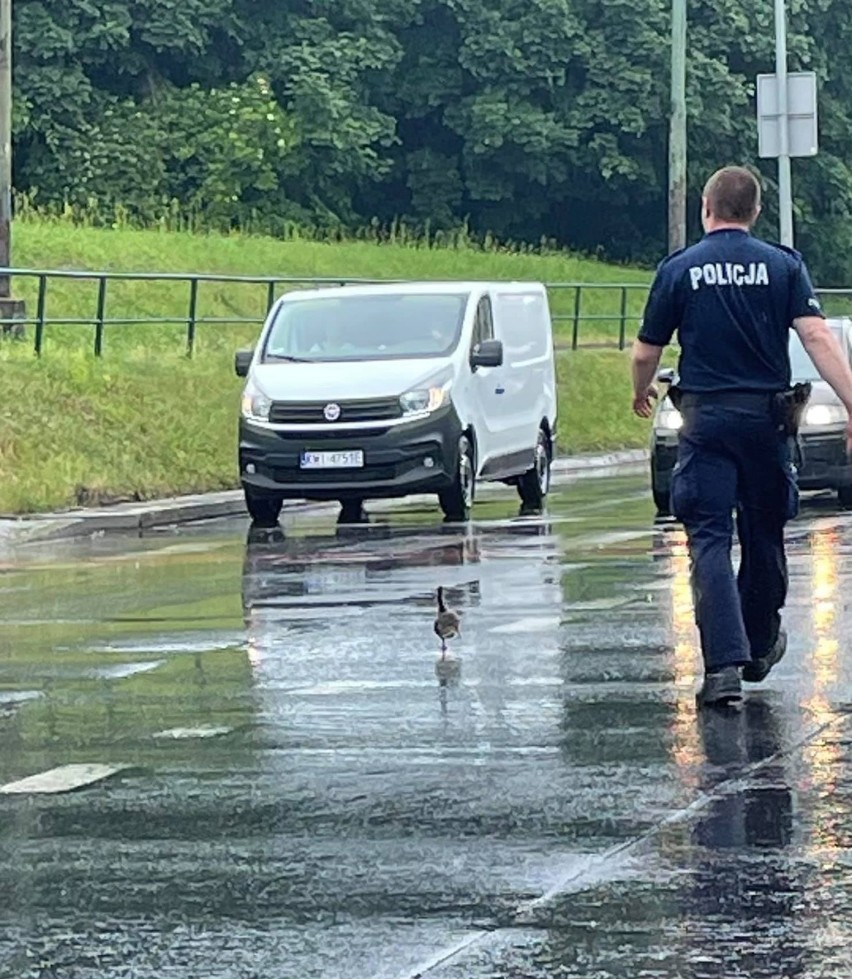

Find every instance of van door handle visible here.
[495,386,505,394]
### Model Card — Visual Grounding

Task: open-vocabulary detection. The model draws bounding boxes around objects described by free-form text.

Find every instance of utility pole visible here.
[774,0,794,246]
[0,0,23,335]
[0,0,11,297]
[668,0,687,253]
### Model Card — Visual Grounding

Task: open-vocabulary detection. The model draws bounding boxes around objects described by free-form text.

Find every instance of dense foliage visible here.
[11,0,852,281]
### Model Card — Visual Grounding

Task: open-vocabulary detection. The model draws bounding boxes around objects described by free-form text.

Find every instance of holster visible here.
[771,382,812,437]
[668,383,684,411]
[772,382,812,469]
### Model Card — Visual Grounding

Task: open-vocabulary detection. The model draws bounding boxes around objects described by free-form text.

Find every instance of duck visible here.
[433,586,460,656]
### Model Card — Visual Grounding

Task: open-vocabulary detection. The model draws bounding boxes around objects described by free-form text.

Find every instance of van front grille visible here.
[273,466,398,483]
[269,398,403,424]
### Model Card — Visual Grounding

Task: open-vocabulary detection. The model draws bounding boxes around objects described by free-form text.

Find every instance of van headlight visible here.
[656,407,683,431]
[399,381,451,416]
[241,382,273,421]
[804,404,847,427]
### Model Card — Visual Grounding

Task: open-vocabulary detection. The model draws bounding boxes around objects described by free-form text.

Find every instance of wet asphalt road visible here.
[0,472,851,979]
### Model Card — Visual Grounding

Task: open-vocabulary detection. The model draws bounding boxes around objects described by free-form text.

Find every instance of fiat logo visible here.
[323,402,341,422]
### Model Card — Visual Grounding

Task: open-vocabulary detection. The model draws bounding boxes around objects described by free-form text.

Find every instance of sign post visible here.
[756,0,818,247]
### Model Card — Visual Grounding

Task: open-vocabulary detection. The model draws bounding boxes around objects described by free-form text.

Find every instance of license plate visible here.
[305,567,368,594]
[300,450,364,469]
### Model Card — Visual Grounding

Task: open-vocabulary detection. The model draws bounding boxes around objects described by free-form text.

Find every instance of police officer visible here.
[631,165,852,708]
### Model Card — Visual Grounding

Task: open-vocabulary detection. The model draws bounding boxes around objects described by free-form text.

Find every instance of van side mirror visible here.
[235,349,254,377]
[471,339,503,369]
[656,367,676,384]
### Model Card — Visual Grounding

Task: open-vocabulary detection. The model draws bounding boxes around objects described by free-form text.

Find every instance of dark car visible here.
[650,317,852,516]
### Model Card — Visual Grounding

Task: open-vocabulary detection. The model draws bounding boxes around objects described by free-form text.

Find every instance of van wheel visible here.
[439,435,475,522]
[838,486,852,510]
[517,428,551,513]
[245,489,283,527]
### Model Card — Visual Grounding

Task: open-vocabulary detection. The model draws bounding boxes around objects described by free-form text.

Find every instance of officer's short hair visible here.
[703,166,762,223]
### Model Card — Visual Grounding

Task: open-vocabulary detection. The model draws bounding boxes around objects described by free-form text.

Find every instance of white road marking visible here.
[282,679,439,696]
[489,615,562,634]
[152,725,233,740]
[0,690,43,706]
[0,763,130,795]
[88,661,164,680]
[564,597,637,612]
[570,528,656,549]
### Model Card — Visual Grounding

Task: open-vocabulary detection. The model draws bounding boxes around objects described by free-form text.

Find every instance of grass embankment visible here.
[0,220,667,514]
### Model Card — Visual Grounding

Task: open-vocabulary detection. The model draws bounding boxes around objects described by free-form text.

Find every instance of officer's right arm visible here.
[631,263,680,417]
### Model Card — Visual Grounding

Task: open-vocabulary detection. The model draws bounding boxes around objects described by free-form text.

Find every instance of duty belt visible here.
[670,383,812,467]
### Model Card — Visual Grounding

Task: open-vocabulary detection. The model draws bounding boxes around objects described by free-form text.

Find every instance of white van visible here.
[234,281,558,525]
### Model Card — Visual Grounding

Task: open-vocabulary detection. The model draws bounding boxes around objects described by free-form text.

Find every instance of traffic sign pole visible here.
[774,0,794,247]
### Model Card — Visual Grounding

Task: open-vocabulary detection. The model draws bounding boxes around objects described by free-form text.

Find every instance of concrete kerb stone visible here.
[3,448,650,544]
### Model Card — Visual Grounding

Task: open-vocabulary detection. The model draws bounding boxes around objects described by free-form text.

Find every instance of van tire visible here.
[839,485,852,510]
[517,428,551,513]
[245,490,283,527]
[440,435,475,522]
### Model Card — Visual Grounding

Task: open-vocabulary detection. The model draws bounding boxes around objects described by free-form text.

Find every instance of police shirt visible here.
[638,228,824,392]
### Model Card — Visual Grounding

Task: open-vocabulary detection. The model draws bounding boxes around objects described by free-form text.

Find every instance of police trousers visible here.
[670,392,798,672]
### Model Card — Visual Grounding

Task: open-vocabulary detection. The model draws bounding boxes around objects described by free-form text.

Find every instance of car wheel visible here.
[653,487,672,517]
[244,489,283,527]
[439,434,475,522]
[517,427,551,513]
[650,455,672,517]
[838,485,852,510]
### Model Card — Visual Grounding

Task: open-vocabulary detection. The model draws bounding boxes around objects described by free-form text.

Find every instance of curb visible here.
[2,447,650,545]
[553,448,648,473]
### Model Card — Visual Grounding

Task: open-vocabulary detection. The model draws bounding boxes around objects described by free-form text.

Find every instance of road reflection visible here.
[674,699,807,978]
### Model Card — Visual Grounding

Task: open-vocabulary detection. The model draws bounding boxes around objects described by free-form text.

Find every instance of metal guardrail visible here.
[0,267,849,357]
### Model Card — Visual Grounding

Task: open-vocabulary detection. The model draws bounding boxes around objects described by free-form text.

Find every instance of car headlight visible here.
[803,403,847,427]
[656,407,683,431]
[241,383,273,421]
[399,380,451,416]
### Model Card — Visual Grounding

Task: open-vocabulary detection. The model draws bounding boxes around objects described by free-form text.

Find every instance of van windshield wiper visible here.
[264,354,316,363]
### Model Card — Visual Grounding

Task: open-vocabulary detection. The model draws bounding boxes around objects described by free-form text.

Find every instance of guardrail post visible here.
[266,280,276,313]
[571,286,582,350]
[186,277,199,357]
[94,276,107,357]
[618,287,628,350]
[34,274,46,357]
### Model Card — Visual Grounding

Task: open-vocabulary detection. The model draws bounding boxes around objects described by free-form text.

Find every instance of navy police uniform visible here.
[639,228,823,673]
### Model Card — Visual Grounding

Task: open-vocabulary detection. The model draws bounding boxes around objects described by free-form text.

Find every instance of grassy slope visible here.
[1,221,667,514]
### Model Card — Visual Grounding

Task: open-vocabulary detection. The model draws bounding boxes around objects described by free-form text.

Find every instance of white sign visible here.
[757,71,818,158]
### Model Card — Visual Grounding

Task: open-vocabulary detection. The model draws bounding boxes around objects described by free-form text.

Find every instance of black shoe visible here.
[696,666,743,709]
[742,629,788,683]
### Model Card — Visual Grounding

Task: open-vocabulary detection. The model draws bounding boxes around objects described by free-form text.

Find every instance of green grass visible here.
[0,347,668,514]
[4,219,652,357]
[0,219,663,514]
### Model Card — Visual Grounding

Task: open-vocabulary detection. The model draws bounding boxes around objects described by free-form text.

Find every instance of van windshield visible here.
[262,293,468,363]
[789,322,843,382]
